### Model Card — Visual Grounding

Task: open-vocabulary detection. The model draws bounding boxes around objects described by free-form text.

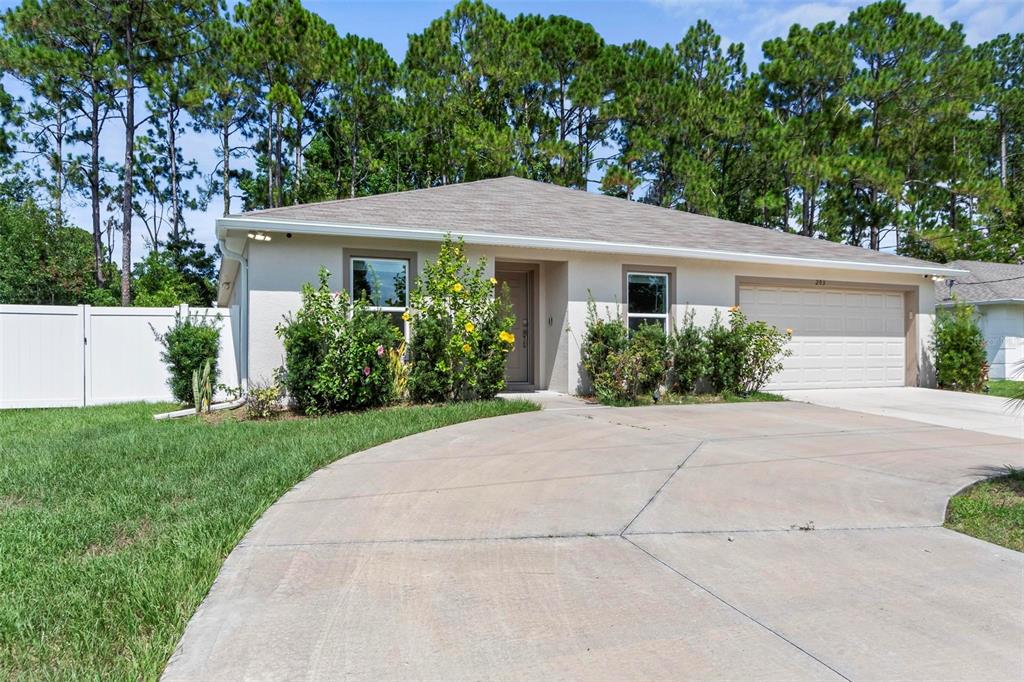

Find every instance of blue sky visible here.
[3,0,1023,259]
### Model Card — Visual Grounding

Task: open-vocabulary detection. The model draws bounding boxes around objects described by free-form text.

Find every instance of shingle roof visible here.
[234,176,944,271]
[937,260,1024,304]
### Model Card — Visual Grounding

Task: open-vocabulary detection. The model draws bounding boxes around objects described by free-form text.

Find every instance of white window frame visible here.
[625,271,670,332]
[350,256,410,337]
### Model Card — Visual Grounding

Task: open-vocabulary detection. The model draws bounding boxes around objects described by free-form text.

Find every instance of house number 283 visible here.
[814,280,827,286]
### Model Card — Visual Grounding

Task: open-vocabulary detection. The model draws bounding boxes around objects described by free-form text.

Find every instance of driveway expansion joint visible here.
[620,535,853,682]
[619,440,706,536]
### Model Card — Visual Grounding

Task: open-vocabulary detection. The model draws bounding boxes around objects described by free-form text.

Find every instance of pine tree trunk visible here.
[169,107,179,242]
[91,91,104,286]
[222,121,231,216]
[266,102,274,208]
[1000,111,1008,189]
[120,57,135,306]
[54,100,64,229]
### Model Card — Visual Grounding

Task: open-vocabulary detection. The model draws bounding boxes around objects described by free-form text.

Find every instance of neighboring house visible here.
[216,177,962,393]
[936,260,1024,380]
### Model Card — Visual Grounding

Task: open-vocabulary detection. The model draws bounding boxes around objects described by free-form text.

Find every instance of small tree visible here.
[932,299,987,392]
[154,311,221,405]
[407,236,515,402]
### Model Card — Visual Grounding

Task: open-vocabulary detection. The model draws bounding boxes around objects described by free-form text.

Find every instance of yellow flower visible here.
[462,343,471,353]
[728,305,740,313]
[402,311,411,321]
[453,282,463,293]
[499,330,515,344]
[489,277,497,285]
[785,327,793,335]
[464,322,475,333]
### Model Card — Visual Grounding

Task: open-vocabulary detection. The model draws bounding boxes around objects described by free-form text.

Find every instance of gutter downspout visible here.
[219,237,249,393]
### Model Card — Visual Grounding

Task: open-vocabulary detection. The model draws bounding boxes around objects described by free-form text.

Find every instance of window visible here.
[350,257,409,333]
[626,272,669,332]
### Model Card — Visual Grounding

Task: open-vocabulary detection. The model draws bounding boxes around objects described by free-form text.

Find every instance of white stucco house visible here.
[936,260,1024,381]
[215,176,964,394]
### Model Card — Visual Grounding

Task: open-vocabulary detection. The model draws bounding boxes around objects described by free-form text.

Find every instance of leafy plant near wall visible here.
[667,308,708,394]
[932,298,988,392]
[406,235,515,402]
[593,322,668,403]
[276,267,403,415]
[154,311,221,405]
[192,359,213,414]
[581,295,629,389]
[582,304,791,404]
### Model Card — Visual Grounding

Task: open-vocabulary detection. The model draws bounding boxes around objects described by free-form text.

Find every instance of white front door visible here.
[498,270,530,385]
[739,284,906,390]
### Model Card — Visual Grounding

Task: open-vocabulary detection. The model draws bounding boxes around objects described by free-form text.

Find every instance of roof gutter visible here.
[218,237,249,392]
[216,216,969,278]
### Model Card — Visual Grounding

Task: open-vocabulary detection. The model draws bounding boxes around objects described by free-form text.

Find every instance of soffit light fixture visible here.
[247,231,272,242]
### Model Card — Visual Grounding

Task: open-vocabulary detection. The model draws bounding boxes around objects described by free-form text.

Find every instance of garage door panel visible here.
[739,284,905,390]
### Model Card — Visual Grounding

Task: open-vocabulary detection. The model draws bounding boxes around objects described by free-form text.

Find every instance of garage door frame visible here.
[735,276,919,387]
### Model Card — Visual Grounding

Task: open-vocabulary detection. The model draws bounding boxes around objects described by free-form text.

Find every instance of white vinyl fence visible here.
[0,304,239,409]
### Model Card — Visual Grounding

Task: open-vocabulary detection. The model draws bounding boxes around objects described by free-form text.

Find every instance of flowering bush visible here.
[276,267,403,415]
[407,236,515,402]
[933,299,987,392]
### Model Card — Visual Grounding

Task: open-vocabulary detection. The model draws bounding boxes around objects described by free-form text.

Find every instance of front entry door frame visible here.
[495,261,539,390]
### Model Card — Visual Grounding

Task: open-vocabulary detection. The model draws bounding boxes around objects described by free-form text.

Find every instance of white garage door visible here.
[738,284,906,390]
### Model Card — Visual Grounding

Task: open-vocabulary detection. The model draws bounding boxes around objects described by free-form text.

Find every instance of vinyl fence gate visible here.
[0,304,239,409]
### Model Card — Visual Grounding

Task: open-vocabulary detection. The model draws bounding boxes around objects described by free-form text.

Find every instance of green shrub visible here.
[739,317,792,393]
[593,322,668,403]
[667,308,708,394]
[933,299,987,392]
[706,307,790,394]
[407,236,515,402]
[154,311,221,405]
[705,309,746,393]
[276,267,403,415]
[581,296,628,391]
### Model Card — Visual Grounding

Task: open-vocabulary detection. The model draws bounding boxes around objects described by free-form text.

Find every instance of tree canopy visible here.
[0,0,1021,308]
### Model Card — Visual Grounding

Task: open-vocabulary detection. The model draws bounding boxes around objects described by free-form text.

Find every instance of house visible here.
[936,260,1024,381]
[216,176,963,393]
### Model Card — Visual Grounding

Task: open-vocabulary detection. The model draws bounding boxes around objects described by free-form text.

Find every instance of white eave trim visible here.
[217,216,969,278]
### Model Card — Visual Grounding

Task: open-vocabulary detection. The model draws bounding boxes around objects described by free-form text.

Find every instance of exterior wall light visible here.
[247,232,272,242]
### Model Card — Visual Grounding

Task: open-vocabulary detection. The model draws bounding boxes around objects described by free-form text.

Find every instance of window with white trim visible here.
[626,272,669,332]
[350,257,409,334]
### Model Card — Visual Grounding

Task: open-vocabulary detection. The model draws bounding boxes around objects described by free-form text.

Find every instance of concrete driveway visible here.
[164,402,1024,681]
[782,387,1024,440]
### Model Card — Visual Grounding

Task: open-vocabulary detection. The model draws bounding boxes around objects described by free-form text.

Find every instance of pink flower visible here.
[363,366,371,377]
[376,345,385,357]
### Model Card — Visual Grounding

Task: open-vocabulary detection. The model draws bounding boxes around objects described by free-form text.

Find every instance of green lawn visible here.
[0,399,538,679]
[945,468,1024,552]
[985,379,1024,399]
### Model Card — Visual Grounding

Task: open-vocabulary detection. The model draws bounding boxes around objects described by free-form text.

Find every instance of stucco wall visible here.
[978,304,1024,380]
[237,234,937,393]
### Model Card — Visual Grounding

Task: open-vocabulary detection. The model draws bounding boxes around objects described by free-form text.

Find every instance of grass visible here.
[945,468,1024,552]
[593,391,785,407]
[984,379,1024,399]
[0,399,538,679]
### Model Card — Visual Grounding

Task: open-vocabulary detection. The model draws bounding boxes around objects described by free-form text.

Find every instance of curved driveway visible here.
[165,401,1024,681]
